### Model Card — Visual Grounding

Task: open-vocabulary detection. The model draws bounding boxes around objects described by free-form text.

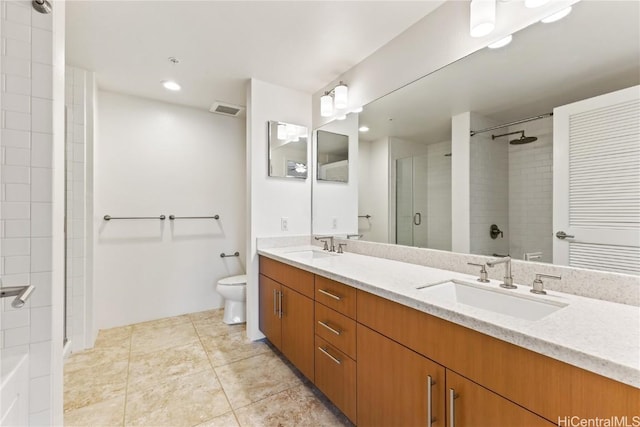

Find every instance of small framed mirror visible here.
[316,130,349,182]
[268,120,309,179]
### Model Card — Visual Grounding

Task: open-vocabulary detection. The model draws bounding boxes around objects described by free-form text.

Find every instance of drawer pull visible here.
[318,320,342,336]
[318,288,342,301]
[427,375,436,426]
[449,388,458,427]
[318,346,342,365]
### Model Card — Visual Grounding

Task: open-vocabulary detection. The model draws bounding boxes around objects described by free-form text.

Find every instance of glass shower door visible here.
[396,155,428,247]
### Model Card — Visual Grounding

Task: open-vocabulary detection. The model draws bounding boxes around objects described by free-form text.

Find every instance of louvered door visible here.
[553,85,640,274]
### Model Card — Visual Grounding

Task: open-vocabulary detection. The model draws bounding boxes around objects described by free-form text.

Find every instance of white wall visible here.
[313,114,358,235]
[246,78,312,340]
[0,0,64,423]
[426,140,451,251]
[508,117,553,262]
[358,137,389,243]
[94,91,245,329]
[470,113,509,257]
[451,112,470,253]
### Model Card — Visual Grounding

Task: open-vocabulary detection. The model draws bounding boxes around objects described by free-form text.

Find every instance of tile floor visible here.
[64,309,352,427]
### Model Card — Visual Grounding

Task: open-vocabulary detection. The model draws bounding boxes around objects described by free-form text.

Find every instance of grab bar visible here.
[220,252,240,258]
[104,215,166,221]
[169,215,220,220]
[0,285,35,308]
[358,214,372,219]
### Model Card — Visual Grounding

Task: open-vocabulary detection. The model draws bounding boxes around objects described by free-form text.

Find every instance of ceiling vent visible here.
[209,101,245,118]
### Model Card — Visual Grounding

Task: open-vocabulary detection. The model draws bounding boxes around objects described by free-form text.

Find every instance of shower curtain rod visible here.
[470,112,553,136]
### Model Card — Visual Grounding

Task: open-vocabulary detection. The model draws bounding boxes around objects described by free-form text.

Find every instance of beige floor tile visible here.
[200,331,270,367]
[64,395,125,427]
[94,325,132,349]
[125,370,231,427]
[195,411,240,427]
[130,321,200,355]
[127,341,211,394]
[234,384,352,427]
[214,352,302,409]
[188,308,224,322]
[132,313,192,332]
[64,359,129,412]
[193,311,245,338]
[64,345,130,374]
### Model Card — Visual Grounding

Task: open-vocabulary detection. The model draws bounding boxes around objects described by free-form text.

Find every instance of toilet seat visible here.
[218,274,246,286]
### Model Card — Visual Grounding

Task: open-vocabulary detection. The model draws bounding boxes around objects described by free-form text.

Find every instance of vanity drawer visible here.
[314,276,357,318]
[315,302,356,360]
[315,335,357,424]
[259,256,314,298]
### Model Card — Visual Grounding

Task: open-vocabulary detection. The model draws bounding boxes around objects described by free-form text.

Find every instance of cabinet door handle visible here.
[278,291,283,319]
[427,375,436,427]
[273,289,277,315]
[449,388,458,427]
[318,346,342,365]
[318,288,342,301]
[318,320,342,336]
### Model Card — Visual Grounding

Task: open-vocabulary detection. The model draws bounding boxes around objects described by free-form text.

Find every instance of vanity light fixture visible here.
[470,0,496,38]
[525,0,550,8]
[541,6,572,23]
[161,80,181,91]
[320,81,350,117]
[359,126,370,132]
[488,34,513,49]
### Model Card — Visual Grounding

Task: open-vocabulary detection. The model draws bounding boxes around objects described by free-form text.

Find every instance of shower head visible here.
[32,0,52,14]
[491,130,537,145]
[510,133,537,145]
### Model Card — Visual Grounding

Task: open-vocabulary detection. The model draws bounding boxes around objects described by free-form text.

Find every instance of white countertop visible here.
[258,245,640,388]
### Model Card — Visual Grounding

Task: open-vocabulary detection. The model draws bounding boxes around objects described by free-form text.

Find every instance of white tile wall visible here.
[1,0,55,421]
[470,114,509,257]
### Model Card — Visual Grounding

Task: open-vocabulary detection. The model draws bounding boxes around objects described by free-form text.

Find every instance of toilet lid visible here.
[219,274,247,286]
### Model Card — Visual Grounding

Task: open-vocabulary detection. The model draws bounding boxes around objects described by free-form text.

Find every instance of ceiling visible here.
[66,1,445,111]
[358,1,640,143]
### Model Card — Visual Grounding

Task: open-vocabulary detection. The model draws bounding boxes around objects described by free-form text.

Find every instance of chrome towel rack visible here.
[169,214,220,220]
[358,214,372,219]
[220,252,240,258]
[104,215,166,221]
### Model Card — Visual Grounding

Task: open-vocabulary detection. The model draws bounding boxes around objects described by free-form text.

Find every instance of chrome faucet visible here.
[314,236,335,252]
[486,256,517,289]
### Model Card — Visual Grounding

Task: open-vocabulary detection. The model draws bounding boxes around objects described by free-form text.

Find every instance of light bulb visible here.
[334,82,349,110]
[488,35,513,49]
[320,92,333,117]
[541,6,572,23]
[470,0,496,38]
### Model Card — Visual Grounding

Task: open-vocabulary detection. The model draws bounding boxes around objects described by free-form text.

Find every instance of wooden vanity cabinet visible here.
[446,370,553,427]
[357,324,445,427]
[258,257,315,381]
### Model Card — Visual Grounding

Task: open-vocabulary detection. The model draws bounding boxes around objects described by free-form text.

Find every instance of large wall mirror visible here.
[268,120,309,179]
[314,1,640,275]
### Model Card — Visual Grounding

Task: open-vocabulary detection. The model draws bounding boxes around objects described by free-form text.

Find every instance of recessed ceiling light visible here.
[161,80,181,91]
[352,106,363,113]
[359,126,370,132]
[488,35,513,49]
[541,6,572,23]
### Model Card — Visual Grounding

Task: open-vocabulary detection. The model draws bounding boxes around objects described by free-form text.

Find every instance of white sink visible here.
[285,249,337,260]
[417,280,567,321]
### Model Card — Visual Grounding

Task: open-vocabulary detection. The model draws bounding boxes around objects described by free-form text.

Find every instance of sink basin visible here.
[417,280,567,321]
[285,249,337,260]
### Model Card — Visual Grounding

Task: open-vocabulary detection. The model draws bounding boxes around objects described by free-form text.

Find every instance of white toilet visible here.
[216,274,247,324]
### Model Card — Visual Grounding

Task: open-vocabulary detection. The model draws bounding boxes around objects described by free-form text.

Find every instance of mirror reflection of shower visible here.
[470,113,554,263]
